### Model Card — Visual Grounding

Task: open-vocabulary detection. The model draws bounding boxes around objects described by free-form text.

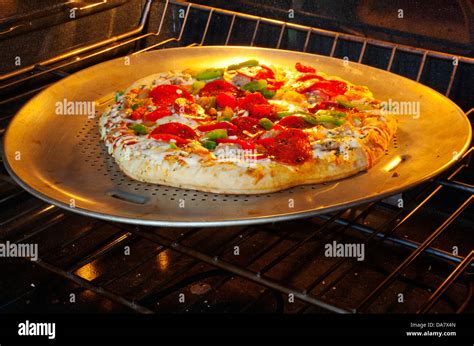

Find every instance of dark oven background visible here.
[0,0,473,313]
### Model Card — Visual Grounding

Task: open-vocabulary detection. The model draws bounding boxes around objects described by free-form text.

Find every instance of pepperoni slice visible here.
[238,92,268,111]
[144,107,173,122]
[237,65,285,91]
[199,80,239,97]
[238,92,275,119]
[231,117,261,137]
[216,138,255,150]
[197,122,238,134]
[307,101,345,113]
[308,80,347,97]
[250,104,275,118]
[149,85,193,106]
[150,122,197,139]
[215,93,237,109]
[265,80,284,90]
[149,133,188,146]
[295,62,316,73]
[238,92,275,118]
[296,74,325,83]
[130,105,147,120]
[257,128,312,165]
[277,115,311,128]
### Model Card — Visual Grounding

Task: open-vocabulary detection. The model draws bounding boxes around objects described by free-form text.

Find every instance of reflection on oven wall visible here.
[0,0,143,75]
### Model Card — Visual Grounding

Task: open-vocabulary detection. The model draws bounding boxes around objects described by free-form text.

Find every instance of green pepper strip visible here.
[192,81,206,93]
[196,69,224,81]
[242,79,267,92]
[227,59,259,71]
[201,140,217,150]
[115,91,124,102]
[206,129,228,140]
[128,124,148,135]
[131,102,143,110]
[302,114,345,126]
[276,110,312,119]
[335,96,373,111]
[315,110,347,118]
[260,88,276,99]
[259,118,274,130]
[217,114,232,122]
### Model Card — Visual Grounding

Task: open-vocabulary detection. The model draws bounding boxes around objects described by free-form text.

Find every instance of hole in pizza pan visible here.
[109,190,148,204]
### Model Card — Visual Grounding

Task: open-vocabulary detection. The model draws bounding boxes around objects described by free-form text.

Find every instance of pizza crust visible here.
[110,139,373,194]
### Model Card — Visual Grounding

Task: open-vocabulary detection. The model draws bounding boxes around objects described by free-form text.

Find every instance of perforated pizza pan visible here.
[3,47,471,227]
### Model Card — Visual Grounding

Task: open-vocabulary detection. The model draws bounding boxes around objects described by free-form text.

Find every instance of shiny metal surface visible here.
[2,46,472,226]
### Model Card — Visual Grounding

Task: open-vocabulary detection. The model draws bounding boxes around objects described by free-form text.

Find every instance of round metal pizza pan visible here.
[2,46,471,227]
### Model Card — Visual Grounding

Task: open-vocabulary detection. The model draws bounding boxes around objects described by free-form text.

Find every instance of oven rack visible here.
[0,0,473,313]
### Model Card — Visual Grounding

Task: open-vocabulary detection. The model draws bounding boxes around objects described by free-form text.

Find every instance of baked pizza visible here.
[99,59,397,194]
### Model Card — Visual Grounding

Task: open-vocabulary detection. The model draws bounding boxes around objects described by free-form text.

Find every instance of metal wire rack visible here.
[0,0,473,313]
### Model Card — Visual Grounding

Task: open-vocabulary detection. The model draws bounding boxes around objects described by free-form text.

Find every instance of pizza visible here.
[99,59,397,194]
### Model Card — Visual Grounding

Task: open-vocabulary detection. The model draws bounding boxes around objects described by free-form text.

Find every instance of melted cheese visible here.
[155,114,199,127]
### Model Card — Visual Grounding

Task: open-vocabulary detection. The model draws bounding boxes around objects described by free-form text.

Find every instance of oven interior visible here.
[0,0,473,314]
